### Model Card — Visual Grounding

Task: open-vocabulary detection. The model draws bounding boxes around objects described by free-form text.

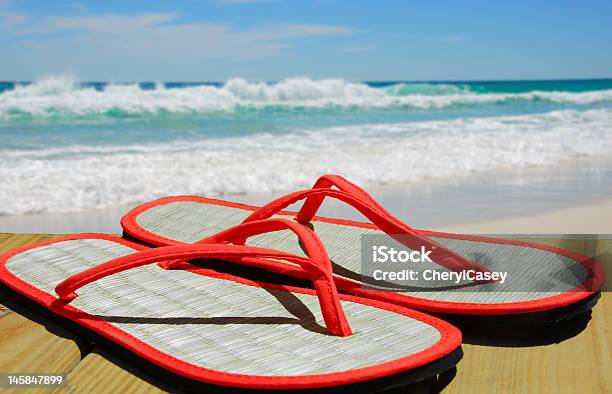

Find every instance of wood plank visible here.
[0,306,89,394]
[0,233,14,246]
[445,294,611,393]
[0,233,63,254]
[0,234,86,394]
[56,349,165,394]
[0,307,87,373]
[595,238,612,292]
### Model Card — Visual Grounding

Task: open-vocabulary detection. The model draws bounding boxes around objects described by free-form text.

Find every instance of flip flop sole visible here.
[121,197,605,317]
[0,234,462,390]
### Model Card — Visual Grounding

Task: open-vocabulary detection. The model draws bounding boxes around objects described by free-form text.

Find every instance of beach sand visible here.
[441,199,612,234]
[1,163,611,235]
[1,194,610,236]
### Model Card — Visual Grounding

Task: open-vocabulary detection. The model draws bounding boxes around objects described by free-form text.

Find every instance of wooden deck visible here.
[0,233,610,393]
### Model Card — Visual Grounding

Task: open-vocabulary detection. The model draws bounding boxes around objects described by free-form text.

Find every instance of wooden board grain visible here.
[56,349,165,394]
[0,306,88,394]
[0,309,85,373]
[0,233,63,254]
[596,238,612,292]
[444,294,611,393]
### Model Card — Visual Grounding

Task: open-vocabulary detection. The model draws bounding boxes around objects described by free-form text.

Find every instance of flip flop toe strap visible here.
[55,243,353,337]
[297,174,396,225]
[242,176,491,276]
[197,218,330,266]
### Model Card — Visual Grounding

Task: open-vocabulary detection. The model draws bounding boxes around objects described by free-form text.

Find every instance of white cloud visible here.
[2,10,356,79]
[47,12,178,33]
[11,11,354,41]
[253,23,354,39]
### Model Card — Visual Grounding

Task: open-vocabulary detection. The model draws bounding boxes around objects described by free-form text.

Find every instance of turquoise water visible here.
[1,77,611,215]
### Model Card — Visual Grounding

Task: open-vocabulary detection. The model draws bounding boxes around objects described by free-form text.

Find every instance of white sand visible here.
[439,199,612,234]
[1,170,612,235]
[1,197,611,236]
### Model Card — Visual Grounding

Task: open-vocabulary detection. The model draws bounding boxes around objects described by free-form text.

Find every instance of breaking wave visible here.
[1,108,611,215]
[2,76,612,120]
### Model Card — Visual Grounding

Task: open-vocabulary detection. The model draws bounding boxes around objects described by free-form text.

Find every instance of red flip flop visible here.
[121,175,605,325]
[0,220,462,391]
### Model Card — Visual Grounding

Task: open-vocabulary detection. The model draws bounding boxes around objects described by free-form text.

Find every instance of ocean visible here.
[1,76,612,217]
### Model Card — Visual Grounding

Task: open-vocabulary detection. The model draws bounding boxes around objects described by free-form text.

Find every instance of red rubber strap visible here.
[161,218,332,280]
[199,218,327,262]
[297,174,389,224]
[298,174,443,247]
[55,243,352,337]
[243,187,491,275]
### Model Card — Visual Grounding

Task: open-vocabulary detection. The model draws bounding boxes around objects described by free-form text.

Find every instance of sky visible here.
[0,0,611,82]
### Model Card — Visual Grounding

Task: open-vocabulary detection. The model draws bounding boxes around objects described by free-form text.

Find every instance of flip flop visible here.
[0,220,462,391]
[121,175,605,325]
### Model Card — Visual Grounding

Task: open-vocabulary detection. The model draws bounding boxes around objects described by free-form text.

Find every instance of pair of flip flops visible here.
[0,175,604,391]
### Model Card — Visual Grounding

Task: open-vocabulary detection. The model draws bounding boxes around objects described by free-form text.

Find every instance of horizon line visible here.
[1,77,612,85]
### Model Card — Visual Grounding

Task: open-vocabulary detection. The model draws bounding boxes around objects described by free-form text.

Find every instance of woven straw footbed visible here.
[5,238,443,377]
[134,201,589,304]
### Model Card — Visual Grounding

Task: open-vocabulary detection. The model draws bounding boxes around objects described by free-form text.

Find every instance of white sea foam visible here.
[1,108,611,215]
[1,76,612,118]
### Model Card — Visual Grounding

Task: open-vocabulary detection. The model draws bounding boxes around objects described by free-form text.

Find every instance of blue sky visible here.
[0,0,611,81]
